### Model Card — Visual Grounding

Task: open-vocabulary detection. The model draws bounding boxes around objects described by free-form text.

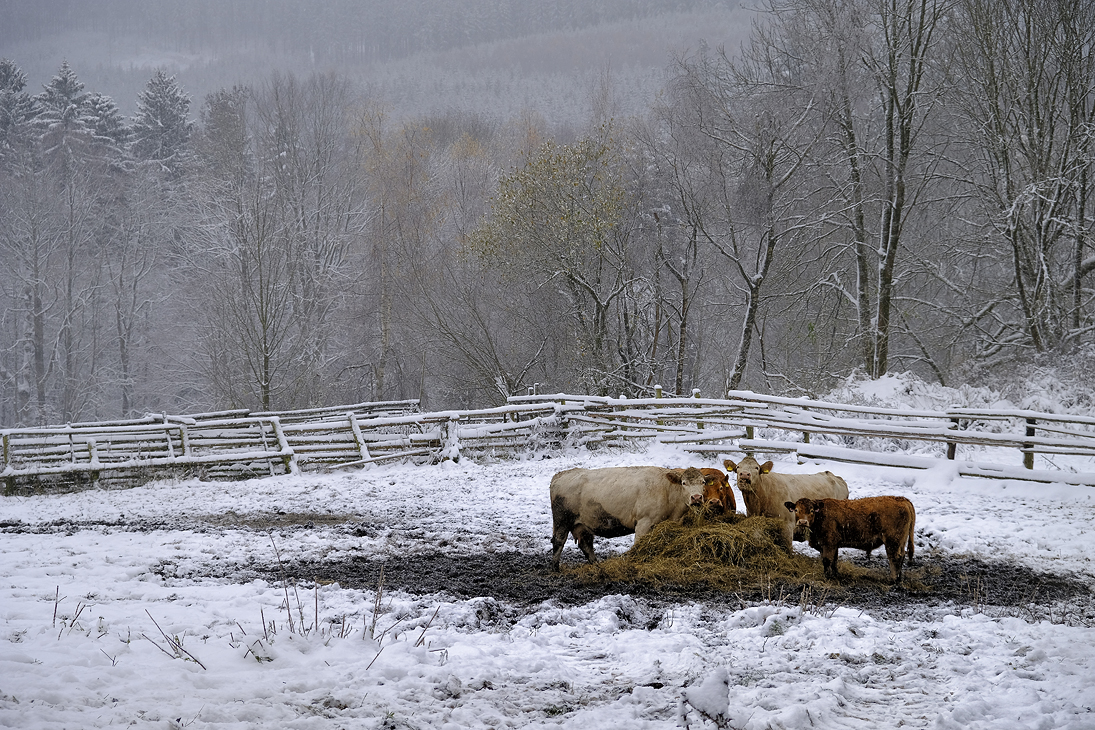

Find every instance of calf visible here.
[724,456,849,549]
[785,496,916,583]
[550,465,707,570]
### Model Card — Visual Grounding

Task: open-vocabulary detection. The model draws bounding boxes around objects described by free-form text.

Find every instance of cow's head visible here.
[667,466,707,506]
[700,468,730,513]
[723,456,773,493]
[785,498,821,529]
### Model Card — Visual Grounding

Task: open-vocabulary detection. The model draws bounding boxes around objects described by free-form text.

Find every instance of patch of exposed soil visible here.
[245,549,1095,625]
[0,512,357,533]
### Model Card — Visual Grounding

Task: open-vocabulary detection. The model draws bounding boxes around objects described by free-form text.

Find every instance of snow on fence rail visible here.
[1,417,297,491]
[508,391,1095,486]
[4,392,1095,491]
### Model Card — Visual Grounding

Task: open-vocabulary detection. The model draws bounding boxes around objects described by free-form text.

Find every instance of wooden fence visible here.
[4,392,1095,491]
[507,391,1095,486]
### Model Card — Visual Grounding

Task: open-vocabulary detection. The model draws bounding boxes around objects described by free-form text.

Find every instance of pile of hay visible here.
[572,509,821,592]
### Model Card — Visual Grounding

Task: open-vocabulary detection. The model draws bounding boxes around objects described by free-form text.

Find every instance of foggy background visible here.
[2,0,1093,427]
[0,0,751,123]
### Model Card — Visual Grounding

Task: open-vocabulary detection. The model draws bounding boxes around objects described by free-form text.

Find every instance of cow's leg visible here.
[634,517,657,541]
[822,547,840,579]
[884,538,905,584]
[572,524,598,564]
[780,521,795,553]
[550,520,572,571]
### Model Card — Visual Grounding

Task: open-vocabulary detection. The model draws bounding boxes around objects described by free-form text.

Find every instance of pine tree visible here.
[0,58,39,158]
[85,91,130,153]
[35,60,95,166]
[131,69,193,173]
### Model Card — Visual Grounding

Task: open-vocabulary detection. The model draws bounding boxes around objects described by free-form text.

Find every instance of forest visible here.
[1,0,1093,427]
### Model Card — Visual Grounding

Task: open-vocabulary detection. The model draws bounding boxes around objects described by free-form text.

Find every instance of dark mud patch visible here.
[245,550,1095,624]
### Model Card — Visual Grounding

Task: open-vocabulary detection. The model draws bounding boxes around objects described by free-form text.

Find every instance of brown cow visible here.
[785,496,916,583]
[724,456,849,549]
[695,467,737,515]
[550,466,707,570]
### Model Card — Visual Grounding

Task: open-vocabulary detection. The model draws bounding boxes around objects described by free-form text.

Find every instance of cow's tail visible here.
[906,499,916,566]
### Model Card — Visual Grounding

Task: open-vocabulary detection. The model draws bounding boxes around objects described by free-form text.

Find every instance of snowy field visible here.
[2,437,1095,730]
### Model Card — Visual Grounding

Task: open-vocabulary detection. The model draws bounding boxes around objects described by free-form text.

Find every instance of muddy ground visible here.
[7,516,1093,627]
[254,550,1095,625]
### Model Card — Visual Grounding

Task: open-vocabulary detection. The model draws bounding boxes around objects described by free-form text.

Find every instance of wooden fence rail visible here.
[507,392,1095,486]
[4,392,1095,491]
[1,417,297,490]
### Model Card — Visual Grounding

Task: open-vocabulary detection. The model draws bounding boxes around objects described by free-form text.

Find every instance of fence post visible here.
[692,389,704,430]
[440,415,461,462]
[1023,418,1036,470]
[349,412,371,463]
[946,417,959,460]
[87,438,100,487]
[268,418,298,475]
[256,421,276,476]
[2,432,13,494]
[164,425,177,460]
[180,424,192,459]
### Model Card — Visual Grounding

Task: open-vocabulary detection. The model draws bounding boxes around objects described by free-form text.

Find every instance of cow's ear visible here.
[760,461,774,474]
[724,459,737,471]
[665,470,683,484]
[784,501,796,513]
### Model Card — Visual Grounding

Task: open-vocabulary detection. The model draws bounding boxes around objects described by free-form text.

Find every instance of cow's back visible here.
[753,471,849,516]
[811,496,913,547]
[551,466,677,525]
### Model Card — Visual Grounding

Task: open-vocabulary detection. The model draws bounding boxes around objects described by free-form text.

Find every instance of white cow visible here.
[724,455,849,549]
[550,466,706,570]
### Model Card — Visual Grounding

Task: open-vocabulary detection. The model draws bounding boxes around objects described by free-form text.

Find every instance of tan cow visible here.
[723,456,849,549]
[550,466,707,570]
[785,496,916,583]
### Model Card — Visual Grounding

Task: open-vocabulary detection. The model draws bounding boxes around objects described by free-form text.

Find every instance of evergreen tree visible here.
[85,91,130,154]
[0,58,38,158]
[35,60,95,166]
[131,69,193,173]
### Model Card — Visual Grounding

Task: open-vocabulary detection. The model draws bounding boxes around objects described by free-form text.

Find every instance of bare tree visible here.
[671,40,825,391]
[189,74,363,410]
[954,0,1095,357]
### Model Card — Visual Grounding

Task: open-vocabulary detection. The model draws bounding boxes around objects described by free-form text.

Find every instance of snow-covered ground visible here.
[2,436,1095,729]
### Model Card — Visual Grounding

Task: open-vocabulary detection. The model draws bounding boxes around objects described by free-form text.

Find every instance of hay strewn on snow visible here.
[571,509,821,591]
[568,507,933,593]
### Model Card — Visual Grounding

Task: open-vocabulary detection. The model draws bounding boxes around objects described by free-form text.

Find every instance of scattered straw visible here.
[570,510,820,592]
[564,506,933,595]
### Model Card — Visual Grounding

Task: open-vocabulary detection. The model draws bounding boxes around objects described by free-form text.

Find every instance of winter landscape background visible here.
[3,4,1095,724]
[3,0,1094,429]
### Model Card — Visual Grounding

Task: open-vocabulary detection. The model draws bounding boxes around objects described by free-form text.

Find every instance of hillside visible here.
[0,0,753,124]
